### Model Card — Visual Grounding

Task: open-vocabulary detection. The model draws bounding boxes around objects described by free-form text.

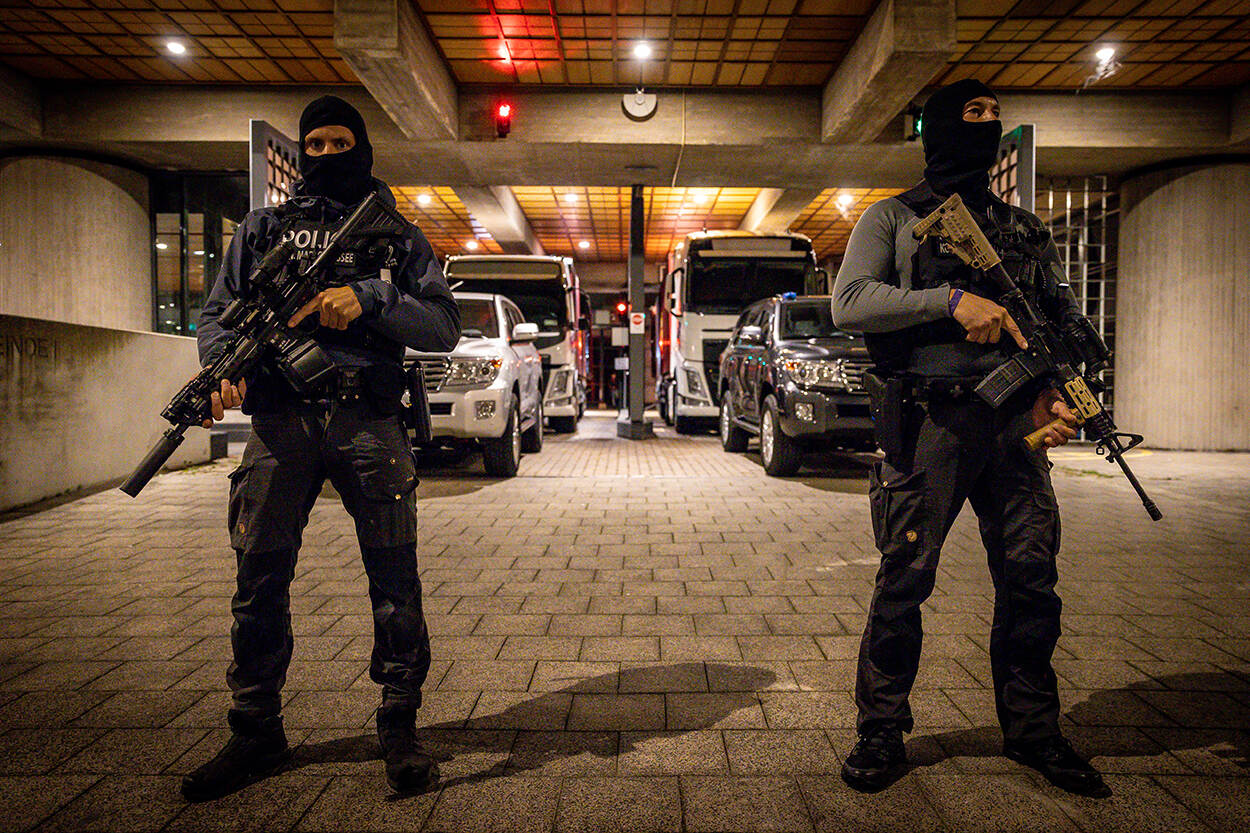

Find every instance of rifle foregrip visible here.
[120,427,186,497]
[1024,415,1085,452]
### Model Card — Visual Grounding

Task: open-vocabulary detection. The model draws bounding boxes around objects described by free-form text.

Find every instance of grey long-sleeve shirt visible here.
[831,197,951,334]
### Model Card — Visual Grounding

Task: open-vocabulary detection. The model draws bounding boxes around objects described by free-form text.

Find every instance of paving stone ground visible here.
[0,411,1247,832]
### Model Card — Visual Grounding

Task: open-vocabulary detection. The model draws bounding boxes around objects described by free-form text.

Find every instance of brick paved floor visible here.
[0,412,1247,832]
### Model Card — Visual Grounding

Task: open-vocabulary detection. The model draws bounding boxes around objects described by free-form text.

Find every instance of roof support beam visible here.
[0,65,40,137]
[1231,84,1250,146]
[451,186,546,256]
[821,0,956,144]
[334,0,457,140]
[739,188,824,233]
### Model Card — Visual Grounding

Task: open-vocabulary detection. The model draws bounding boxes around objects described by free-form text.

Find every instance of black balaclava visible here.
[921,79,1001,209]
[298,95,374,206]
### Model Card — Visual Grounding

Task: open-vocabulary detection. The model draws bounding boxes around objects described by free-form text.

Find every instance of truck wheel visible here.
[661,381,675,426]
[674,414,698,435]
[482,396,522,477]
[521,398,543,453]
[760,395,801,476]
[549,414,576,434]
[719,396,749,452]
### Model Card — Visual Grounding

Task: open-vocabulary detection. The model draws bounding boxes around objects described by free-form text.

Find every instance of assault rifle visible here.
[121,192,409,497]
[912,193,1162,521]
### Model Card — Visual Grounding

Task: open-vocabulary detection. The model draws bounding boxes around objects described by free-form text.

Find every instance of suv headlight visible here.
[445,357,502,387]
[782,358,848,390]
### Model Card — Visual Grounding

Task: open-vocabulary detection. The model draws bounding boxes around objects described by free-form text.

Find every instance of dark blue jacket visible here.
[197,179,460,372]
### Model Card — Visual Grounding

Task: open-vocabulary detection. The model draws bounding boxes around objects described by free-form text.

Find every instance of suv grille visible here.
[406,357,450,392]
[842,357,871,393]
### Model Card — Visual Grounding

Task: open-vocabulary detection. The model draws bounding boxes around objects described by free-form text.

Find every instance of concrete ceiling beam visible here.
[451,185,546,255]
[821,0,956,144]
[0,66,41,138]
[334,0,457,141]
[739,187,825,232]
[1230,84,1250,146]
[998,91,1231,149]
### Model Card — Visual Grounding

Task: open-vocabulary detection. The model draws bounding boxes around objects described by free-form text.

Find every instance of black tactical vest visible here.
[268,198,406,362]
[864,180,1052,375]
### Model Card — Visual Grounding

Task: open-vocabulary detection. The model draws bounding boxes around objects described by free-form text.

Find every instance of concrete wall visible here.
[0,314,210,511]
[1117,162,1250,450]
[0,156,151,330]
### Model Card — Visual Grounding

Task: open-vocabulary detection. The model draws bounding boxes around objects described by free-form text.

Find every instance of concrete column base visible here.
[616,412,656,440]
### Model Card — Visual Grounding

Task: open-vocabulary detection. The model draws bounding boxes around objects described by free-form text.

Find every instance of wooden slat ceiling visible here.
[393,186,507,257]
[790,186,906,261]
[397,185,905,263]
[0,0,355,84]
[2,1,1247,89]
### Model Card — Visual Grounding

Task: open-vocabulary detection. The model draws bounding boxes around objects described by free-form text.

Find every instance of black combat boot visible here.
[841,723,907,793]
[1004,735,1108,796]
[377,703,439,794]
[180,711,289,802]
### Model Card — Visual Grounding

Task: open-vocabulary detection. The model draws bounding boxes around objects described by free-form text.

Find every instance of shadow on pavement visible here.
[911,671,1250,773]
[286,662,778,792]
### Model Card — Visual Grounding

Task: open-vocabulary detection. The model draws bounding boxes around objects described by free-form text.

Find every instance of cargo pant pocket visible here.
[354,453,420,549]
[868,460,927,559]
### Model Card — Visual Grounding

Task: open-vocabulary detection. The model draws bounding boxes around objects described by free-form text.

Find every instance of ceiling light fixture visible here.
[836,193,855,209]
[563,192,578,204]
[633,42,651,60]
[1081,44,1122,91]
[499,42,511,63]
[578,240,591,249]
[166,40,186,55]
[417,193,432,206]
[155,242,169,250]
[465,240,479,250]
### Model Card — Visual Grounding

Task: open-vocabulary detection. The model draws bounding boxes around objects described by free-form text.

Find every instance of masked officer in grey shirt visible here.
[832,80,1105,796]
[183,96,459,801]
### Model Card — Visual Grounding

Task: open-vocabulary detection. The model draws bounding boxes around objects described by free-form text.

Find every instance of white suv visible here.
[405,292,544,477]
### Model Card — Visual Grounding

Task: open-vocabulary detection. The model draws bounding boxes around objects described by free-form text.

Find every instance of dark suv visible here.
[718,295,874,475]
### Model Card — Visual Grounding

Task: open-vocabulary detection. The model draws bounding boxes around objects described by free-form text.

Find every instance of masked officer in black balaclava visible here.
[185,95,460,801]
[831,80,1106,796]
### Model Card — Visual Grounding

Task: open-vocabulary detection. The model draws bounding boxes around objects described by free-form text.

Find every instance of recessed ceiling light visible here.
[563,192,578,204]
[417,193,432,206]
[155,242,169,250]
[633,42,651,60]
[192,250,204,256]
[691,191,708,204]
[836,193,855,209]
[499,43,511,62]
[578,240,591,249]
[1096,46,1116,63]
[465,240,479,250]
[166,40,187,55]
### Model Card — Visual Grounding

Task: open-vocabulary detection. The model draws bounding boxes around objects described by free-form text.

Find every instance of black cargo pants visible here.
[225,399,429,719]
[855,392,1063,743]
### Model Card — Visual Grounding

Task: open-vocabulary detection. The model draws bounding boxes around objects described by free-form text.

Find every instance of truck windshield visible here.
[687,258,808,314]
[454,297,499,339]
[779,302,852,340]
[446,261,567,333]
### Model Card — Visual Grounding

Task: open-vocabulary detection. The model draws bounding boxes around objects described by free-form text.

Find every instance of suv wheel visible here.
[521,397,544,453]
[482,396,522,477]
[760,394,801,476]
[719,396,749,452]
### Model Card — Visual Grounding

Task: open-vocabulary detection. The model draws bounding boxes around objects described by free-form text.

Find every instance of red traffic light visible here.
[495,102,512,138]
[615,301,628,315]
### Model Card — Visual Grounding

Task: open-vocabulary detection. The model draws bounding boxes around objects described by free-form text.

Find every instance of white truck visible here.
[444,255,590,433]
[655,231,825,434]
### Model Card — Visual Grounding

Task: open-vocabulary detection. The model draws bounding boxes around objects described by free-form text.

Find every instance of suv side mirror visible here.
[512,322,539,342]
[669,267,684,317]
[738,325,763,345]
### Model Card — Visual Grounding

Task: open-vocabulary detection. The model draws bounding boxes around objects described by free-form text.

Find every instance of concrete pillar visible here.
[0,156,151,330]
[1117,161,1250,450]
